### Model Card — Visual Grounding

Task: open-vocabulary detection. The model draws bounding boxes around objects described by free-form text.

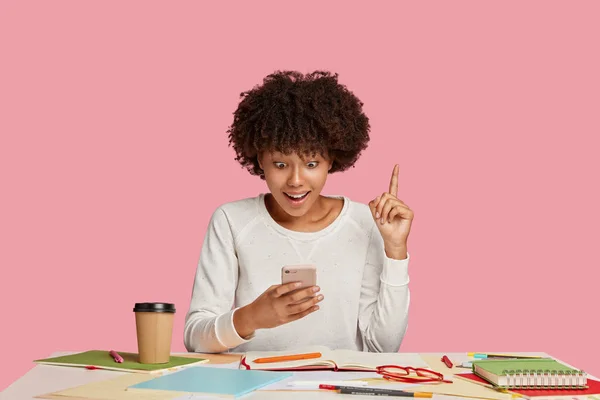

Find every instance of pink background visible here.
[1,0,599,392]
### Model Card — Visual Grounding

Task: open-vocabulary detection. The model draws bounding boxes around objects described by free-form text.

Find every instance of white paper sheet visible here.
[194,361,240,369]
[259,370,416,391]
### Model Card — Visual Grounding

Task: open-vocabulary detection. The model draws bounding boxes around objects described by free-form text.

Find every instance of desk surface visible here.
[0,351,569,400]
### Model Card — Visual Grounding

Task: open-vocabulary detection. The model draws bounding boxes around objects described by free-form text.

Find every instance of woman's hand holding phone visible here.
[233,282,323,338]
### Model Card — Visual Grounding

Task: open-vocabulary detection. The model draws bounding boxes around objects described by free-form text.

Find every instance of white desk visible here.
[0,351,570,400]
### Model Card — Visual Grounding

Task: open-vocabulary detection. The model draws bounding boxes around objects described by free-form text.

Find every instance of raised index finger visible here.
[388,164,399,196]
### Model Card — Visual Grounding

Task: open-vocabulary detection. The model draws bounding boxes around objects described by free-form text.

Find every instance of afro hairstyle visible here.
[227,70,371,179]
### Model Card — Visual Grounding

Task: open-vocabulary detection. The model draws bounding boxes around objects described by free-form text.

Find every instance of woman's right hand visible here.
[233,282,324,337]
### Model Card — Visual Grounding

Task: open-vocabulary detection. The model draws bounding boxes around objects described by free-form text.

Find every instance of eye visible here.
[273,162,286,169]
[307,161,319,168]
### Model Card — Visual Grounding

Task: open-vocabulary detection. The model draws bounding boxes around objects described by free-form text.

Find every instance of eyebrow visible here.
[271,158,321,163]
[267,152,325,162]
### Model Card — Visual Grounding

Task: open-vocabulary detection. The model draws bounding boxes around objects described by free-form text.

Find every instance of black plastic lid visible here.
[133,302,176,313]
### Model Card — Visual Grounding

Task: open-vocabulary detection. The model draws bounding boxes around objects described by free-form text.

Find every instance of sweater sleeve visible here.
[357,224,410,353]
[183,207,254,353]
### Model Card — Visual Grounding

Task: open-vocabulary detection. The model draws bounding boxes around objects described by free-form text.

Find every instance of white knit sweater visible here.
[184,194,410,353]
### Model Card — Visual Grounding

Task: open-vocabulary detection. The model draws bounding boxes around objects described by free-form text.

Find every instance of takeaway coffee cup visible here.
[133,302,175,364]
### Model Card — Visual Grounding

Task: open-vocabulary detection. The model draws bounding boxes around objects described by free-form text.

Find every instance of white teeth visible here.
[286,192,308,199]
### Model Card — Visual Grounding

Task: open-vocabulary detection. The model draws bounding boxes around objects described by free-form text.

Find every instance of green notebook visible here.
[472,358,588,389]
[34,350,208,373]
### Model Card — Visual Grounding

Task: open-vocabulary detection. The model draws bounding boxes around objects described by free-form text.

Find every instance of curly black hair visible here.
[227,70,371,179]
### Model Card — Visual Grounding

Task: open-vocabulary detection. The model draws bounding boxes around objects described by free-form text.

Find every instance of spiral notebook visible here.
[456,373,600,398]
[472,358,588,389]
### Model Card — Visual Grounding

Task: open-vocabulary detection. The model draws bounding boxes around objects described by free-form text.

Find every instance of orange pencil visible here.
[253,352,322,364]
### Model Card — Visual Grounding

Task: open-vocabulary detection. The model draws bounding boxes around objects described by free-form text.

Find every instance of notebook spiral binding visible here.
[501,368,588,389]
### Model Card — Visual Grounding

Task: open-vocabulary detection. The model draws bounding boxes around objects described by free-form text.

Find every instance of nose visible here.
[286,165,304,187]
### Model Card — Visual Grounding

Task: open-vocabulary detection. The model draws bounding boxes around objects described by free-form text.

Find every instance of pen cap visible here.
[133,302,176,313]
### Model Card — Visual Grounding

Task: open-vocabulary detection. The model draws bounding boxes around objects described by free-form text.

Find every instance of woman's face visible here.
[259,151,332,218]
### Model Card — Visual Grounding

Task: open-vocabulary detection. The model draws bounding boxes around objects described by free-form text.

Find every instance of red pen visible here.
[441,355,453,368]
[109,350,124,363]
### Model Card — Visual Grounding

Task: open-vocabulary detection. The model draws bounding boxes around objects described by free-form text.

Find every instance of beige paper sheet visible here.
[36,353,242,400]
[36,374,183,400]
[401,355,514,400]
[405,378,514,400]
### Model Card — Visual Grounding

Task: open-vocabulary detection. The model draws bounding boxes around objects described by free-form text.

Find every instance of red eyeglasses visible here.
[376,365,453,384]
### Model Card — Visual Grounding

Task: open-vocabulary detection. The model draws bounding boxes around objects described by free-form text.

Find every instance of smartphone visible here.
[281,264,317,289]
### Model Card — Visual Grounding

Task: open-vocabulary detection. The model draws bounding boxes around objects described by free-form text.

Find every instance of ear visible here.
[257,153,264,170]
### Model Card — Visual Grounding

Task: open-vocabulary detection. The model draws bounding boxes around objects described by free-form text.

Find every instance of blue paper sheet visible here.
[128,366,292,398]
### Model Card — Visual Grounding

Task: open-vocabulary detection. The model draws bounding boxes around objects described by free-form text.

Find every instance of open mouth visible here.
[284,191,310,201]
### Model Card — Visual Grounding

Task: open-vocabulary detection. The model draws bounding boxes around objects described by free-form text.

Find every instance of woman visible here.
[184,70,413,354]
